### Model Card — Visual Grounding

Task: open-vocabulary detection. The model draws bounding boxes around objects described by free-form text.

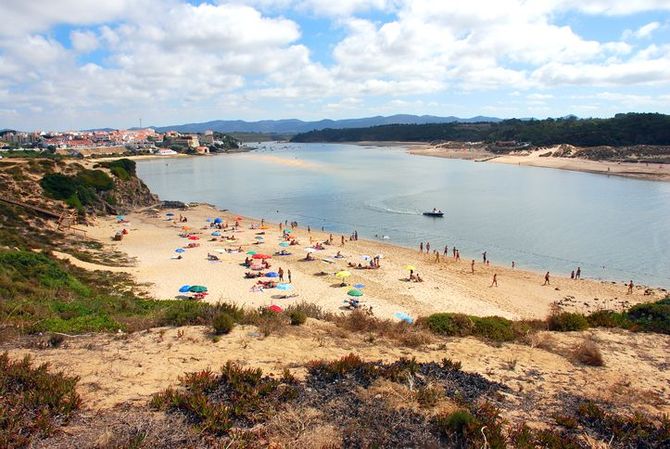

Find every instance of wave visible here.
[364,202,420,216]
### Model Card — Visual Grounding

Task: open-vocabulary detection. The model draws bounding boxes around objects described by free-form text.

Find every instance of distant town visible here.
[0,128,241,158]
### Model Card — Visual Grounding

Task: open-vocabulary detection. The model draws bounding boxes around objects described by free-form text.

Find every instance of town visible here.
[0,128,241,157]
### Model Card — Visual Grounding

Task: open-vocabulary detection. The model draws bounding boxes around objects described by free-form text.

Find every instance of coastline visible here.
[70,203,666,323]
[407,144,670,181]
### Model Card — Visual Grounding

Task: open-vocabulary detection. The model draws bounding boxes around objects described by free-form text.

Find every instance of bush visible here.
[40,173,78,200]
[587,310,632,329]
[573,338,604,366]
[212,312,235,335]
[424,313,474,336]
[110,165,130,180]
[0,353,81,448]
[626,300,670,334]
[289,310,307,326]
[547,312,589,332]
[75,169,114,191]
[472,316,516,342]
[161,301,210,326]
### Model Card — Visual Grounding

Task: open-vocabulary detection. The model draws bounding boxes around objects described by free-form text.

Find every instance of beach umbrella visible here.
[267,305,283,313]
[175,248,185,253]
[354,283,365,289]
[394,312,414,324]
[178,285,191,293]
[206,218,212,222]
[279,242,290,247]
[189,285,208,293]
[283,229,292,234]
[265,272,279,278]
[335,271,351,279]
[246,250,257,255]
[403,264,416,271]
[276,283,293,291]
[214,217,223,224]
[212,231,221,236]
[188,236,200,240]
[252,254,271,259]
[347,289,363,297]
[304,247,316,253]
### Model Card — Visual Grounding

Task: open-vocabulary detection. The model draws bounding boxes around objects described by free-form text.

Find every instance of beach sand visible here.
[408,144,670,181]
[62,204,665,322]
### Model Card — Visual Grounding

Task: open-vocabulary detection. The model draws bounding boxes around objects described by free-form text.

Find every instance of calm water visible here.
[137,143,670,288]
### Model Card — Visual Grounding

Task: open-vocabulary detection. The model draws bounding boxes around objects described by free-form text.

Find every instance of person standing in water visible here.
[482,251,487,263]
[455,250,460,261]
[419,242,423,253]
[490,273,498,287]
[426,242,430,253]
[512,261,515,269]
[444,245,448,256]
[570,270,575,279]
[575,267,581,279]
[543,272,550,286]
[627,280,634,294]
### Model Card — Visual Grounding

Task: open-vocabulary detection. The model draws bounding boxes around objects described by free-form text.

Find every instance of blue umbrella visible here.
[212,231,221,236]
[354,283,365,289]
[394,312,414,324]
[279,241,290,247]
[175,248,185,253]
[179,285,191,293]
[206,218,212,222]
[214,217,223,224]
[116,215,125,220]
[266,272,279,278]
[276,283,293,291]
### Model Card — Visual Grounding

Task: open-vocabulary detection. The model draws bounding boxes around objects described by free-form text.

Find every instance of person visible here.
[416,273,423,282]
[512,261,515,269]
[471,259,475,274]
[455,250,460,261]
[278,267,284,282]
[419,242,423,253]
[490,273,498,287]
[543,272,550,286]
[426,242,430,253]
[288,269,292,283]
[452,247,457,258]
[627,280,633,294]
[341,235,345,246]
[444,245,448,256]
[354,230,358,240]
[482,251,487,263]
[570,270,575,279]
[329,234,333,243]
[409,269,414,281]
[307,225,311,233]
[435,251,440,262]
[575,267,581,279]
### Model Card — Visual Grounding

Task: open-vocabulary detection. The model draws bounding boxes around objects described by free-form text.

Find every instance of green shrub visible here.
[289,310,307,326]
[40,173,78,200]
[75,169,114,191]
[626,300,670,334]
[587,310,632,329]
[103,158,136,176]
[424,313,474,336]
[547,312,589,332]
[0,353,81,448]
[471,316,515,342]
[109,166,130,180]
[161,301,210,326]
[212,312,234,335]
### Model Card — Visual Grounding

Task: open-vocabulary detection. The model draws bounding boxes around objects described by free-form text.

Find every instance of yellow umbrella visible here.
[335,271,351,279]
[403,265,416,271]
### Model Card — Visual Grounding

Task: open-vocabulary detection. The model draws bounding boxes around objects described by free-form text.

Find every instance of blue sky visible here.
[1,0,669,130]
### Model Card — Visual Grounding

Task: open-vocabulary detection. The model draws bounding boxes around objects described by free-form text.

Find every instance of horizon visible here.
[1,1,670,130]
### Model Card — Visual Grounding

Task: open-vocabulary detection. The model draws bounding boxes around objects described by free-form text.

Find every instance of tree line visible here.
[291,113,670,147]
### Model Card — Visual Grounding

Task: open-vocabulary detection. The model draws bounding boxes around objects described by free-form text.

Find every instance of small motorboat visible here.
[423,209,444,217]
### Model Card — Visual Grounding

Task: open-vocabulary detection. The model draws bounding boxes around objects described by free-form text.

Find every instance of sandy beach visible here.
[62,204,665,322]
[408,144,670,181]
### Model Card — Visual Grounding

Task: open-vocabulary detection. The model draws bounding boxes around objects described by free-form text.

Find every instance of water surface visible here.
[137,143,670,287]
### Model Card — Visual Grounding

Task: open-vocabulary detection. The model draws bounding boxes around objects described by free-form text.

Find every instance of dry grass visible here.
[573,337,604,366]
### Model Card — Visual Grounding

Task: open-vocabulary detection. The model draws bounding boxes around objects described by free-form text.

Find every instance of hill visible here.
[291,113,670,148]
[152,114,502,134]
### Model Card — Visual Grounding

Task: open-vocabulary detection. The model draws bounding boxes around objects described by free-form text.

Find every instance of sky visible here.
[1,0,670,131]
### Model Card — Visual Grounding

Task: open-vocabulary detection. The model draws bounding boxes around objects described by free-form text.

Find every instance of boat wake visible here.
[365,202,420,216]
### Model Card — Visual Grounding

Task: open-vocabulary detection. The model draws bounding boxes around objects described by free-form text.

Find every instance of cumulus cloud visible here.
[70,30,99,53]
[622,21,662,40]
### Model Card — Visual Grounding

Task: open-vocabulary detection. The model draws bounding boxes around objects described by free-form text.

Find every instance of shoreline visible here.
[407,144,670,182]
[71,203,666,323]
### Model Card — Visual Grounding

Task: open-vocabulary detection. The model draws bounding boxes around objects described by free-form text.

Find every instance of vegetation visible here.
[40,169,114,211]
[0,353,81,449]
[289,310,307,325]
[212,312,235,335]
[292,113,670,148]
[547,312,590,332]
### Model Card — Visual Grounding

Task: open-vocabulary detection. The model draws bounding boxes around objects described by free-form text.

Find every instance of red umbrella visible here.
[188,236,200,240]
[252,253,271,259]
[267,305,283,313]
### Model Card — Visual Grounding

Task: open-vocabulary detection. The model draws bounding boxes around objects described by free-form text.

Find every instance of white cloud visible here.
[622,21,662,40]
[70,30,99,53]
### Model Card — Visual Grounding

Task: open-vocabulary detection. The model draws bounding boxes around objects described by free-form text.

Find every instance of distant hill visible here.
[151,115,502,134]
[291,113,670,148]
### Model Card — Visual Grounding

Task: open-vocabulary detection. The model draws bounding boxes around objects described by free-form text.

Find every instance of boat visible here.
[423,209,444,217]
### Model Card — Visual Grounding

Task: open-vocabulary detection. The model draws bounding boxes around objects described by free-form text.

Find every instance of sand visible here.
[408,144,670,181]
[58,204,665,322]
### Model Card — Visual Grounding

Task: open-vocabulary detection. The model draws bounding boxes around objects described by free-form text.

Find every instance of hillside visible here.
[291,113,670,149]
[152,114,502,134]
